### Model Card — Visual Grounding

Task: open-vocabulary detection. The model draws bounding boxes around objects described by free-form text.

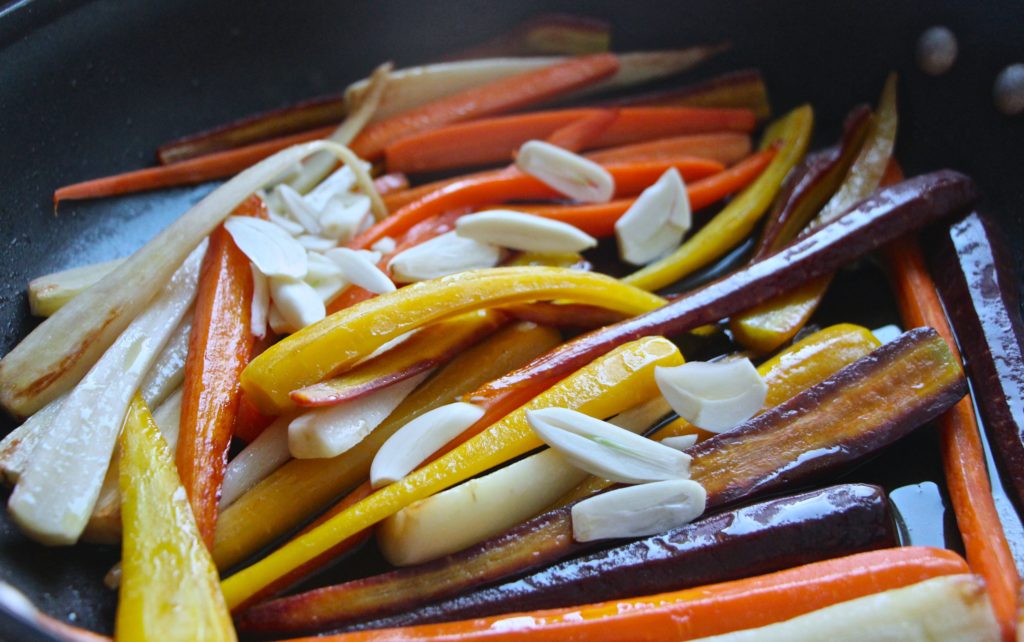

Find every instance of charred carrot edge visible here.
[383,106,756,174]
[884,234,1019,641]
[514,147,776,237]
[350,157,724,249]
[350,53,621,161]
[544,109,619,152]
[175,195,264,548]
[290,547,967,642]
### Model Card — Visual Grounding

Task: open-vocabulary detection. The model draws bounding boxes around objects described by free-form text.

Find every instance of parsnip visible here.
[27,258,122,317]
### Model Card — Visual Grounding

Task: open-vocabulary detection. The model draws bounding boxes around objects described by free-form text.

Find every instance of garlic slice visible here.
[571,479,706,542]
[525,407,691,484]
[516,140,614,203]
[296,235,338,252]
[456,210,597,254]
[319,193,371,242]
[655,358,767,433]
[304,165,358,211]
[288,372,430,459]
[389,231,502,283]
[276,183,322,234]
[614,168,691,265]
[267,210,306,237]
[370,402,485,488]
[660,434,698,451]
[371,236,397,255]
[224,216,308,279]
[269,276,325,331]
[325,247,396,294]
[250,265,270,339]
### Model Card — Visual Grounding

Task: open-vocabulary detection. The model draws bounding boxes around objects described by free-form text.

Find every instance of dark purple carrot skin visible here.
[753,105,872,260]
[237,329,966,636]
[600,69,771,121]
[350,484,896,629]
[470,170,978,404]
[932,212,1024,509]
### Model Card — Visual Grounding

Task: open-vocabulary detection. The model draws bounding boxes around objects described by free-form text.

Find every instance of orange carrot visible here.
[884,233,1019,641]
[384,106,756,173]
[514,147,776,237]
[291,547,968,642]
[586,131,751,165]
[351,158,724,249]
[175,195,264,548]
[351,54,621,161]
[544,109,619,152]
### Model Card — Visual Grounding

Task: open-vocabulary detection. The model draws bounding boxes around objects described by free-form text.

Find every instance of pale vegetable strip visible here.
[28,258,123,317]
[138,314,192,408]
[7,243,205,545]
[219,417,291,510]
[0,140,376,417]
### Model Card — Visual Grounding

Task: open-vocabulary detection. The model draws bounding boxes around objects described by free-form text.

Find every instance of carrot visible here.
[175,195,264,548]
[586,131,751,165]
[351,157,725,249]
[543,109,619,152]
[384,106,757,173]
[884,233,1020,641]
[514,147,776,237]
[294,547,968,642]
[350,54,621,161]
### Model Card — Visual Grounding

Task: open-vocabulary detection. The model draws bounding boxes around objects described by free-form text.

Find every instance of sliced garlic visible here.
[268,304,291,335]
[269,276,326,331]
[250,264,270,339]
[371,236,397,255]
[288,372,430,459]
[276,183,322,234]
[660,434,698,451]
[389,231,502,283]
[296,234,338,252]
[305,165,357,211]
[571,479,706,542]
[319,193,371,242]
[325,247,396,294]
[655,358,767,433]
[614,168,691,265]
[267,210,306,236]
[525,407,691,484]
[455,210,597,254]
[516,140,614,203]
[370,402,485,488]
[224,216,308,279]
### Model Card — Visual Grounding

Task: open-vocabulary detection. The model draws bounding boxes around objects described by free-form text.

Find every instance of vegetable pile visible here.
[0,14,1021,642]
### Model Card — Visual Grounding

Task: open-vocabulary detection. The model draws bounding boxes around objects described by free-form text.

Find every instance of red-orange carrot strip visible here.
[543,109,619,152]
[351,158,724,249]
[514,147,776,237]
[884,233,1020,641]
[175,195,264,548]
[290,547,968,642]
[351,54,621,161]
[586,131,751,165]
[384,106,756,173]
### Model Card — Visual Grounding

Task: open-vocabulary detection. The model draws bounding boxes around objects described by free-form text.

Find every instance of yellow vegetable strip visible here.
[221,336,683,609]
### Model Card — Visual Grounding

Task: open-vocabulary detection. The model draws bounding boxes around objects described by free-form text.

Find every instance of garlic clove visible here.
[571,479,706,542]
[250,264,270,339]
[660,434,698,451]
[516,140,615,203]
[297,234,338,252]
[456,210,597,254]
[655,358,767,433]
[525,407,691,484]
[319,193,371,242]
[268,210,306,237]
[269,276,326,331]
[325,247,396,294]
[276,183,322,234]
[370,402,485,489]
[224,216,308,279]
[614,168,691,265]
[304,165,356,210]
[371,236,397,254]
[389,231,502,283]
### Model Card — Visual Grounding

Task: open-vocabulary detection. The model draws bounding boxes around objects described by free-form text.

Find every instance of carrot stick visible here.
[175,195,264,548]
[884,233,1020,641]
[351,157,724,249]
[514,147,776,237]
[544,109,619,152]
[350,54,620,161]
[384,106,756,173]
[293,547,968,642]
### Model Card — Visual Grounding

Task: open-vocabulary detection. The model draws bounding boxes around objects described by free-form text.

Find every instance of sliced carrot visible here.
[884,234,1020,641]
[175,195,264,548]
[586,131,751,165]
[384,106,756,173]
[350,157,725,249]
[543,109,619,152]
[514,147,776,237]
[296,547,968,642]
[350,54,620,161]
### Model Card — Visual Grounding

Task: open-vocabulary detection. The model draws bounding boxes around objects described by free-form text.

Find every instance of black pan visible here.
[1,0,1022,639]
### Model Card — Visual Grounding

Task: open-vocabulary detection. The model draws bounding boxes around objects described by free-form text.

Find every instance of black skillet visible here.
[1,0,1023,639]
